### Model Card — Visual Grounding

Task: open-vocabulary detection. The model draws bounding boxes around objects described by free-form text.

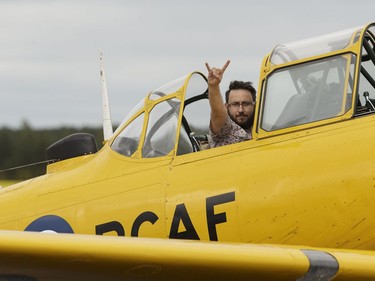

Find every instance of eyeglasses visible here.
[228,101,255,109]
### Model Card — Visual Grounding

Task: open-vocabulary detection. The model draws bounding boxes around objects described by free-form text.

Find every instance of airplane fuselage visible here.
[2,22,375,251]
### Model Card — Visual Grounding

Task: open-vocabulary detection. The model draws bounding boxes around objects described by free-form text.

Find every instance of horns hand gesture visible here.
[205,60,230,86]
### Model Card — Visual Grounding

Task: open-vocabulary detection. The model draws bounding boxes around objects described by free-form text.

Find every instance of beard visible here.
[228,111,254,130]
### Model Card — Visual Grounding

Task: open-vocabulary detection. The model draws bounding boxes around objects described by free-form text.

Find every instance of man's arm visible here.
[205,60,230,135]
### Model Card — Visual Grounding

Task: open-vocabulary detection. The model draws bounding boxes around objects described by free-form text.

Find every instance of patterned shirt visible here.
[209,118,252,148]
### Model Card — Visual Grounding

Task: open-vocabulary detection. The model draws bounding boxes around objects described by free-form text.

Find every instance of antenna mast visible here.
[99,50,113,142]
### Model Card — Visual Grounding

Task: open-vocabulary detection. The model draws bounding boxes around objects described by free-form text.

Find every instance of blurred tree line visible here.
[0,121,104,180]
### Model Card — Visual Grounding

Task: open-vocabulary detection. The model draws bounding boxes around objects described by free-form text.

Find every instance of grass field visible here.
[0,180,20,187]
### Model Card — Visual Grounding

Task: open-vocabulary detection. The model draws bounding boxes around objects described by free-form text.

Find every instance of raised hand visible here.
[205,60,230,87]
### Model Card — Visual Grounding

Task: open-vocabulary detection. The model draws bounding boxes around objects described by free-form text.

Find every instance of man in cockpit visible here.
[205,60,257,148]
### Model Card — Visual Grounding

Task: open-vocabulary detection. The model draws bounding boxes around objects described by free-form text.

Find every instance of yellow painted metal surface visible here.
[1,231,375,281]
[0,231,311,281]
[1,25,375,248]
[1,23,375,278]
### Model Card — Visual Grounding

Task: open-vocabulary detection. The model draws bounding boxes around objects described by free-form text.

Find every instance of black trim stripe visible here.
[298,250,339,281]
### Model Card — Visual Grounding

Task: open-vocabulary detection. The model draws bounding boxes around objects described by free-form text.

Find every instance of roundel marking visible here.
[25,215,74,233]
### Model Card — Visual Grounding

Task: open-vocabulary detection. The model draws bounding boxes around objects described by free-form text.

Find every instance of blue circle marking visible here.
[25,215,74,233]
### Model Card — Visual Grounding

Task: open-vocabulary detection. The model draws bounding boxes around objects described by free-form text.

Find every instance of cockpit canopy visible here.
[111,73,210,158]
[259,23,375,135]
[109,23,375,159]
[270,26,362,65]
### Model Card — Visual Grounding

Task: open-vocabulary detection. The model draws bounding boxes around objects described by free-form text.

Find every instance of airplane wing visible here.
[0,231,374,281]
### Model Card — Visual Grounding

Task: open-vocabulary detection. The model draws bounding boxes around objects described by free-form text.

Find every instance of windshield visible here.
[261,53,355,131]
[110,72,210,158]
[149,75,188,100]
[270,26,363,65]
[112,98,145,136]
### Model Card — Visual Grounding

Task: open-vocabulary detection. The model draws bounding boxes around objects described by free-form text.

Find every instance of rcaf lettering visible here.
[131,211,159,237]
[95,191,235,240]
[96,221,124,236]
[169,203,200,240]
[206,192,235,241]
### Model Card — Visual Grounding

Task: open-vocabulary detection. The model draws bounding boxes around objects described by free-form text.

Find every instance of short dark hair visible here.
[225,80,256,103]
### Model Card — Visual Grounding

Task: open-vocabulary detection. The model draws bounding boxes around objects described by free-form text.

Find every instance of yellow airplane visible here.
[1,22,375,280]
